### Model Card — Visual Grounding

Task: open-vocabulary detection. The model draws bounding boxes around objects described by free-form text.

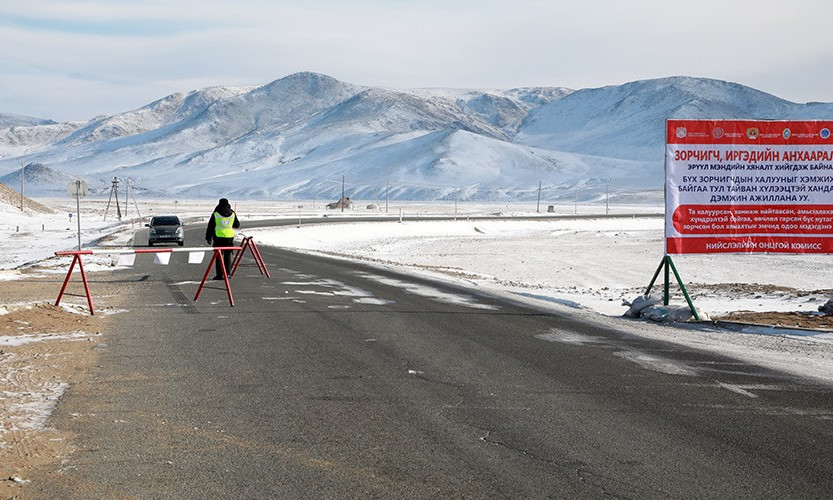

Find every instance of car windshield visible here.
[151,216,180,226]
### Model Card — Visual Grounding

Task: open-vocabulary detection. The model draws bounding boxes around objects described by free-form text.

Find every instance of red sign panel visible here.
[666,119,833,254]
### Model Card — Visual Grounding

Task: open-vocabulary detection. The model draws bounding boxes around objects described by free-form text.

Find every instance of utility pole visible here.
[19,163,24,212]
[69,179,87,251]
[574,188,578,215]
[124,178,130,218]
[75,180,82,250]
[536,181,542,213]
[605,179,610,215]
[341,175,345,213]
[104,177,122,221]
[126,178,141,217]
[115,178,121,220]
[385,177,389,214]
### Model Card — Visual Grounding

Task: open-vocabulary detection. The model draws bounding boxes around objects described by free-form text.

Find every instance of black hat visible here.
[219,198,229,205]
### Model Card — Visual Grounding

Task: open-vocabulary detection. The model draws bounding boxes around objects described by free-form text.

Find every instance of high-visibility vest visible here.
[214,212,235,238]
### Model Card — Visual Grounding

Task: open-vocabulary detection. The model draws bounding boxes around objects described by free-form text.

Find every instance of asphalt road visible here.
[35,221,833,498]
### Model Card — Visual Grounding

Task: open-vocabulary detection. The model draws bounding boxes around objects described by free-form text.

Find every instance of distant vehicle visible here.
[146,215,184,246]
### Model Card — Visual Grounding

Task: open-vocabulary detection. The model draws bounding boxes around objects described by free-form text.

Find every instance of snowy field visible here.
[3,195,833,383]
[247,216,833,318]
[3,195,833,320]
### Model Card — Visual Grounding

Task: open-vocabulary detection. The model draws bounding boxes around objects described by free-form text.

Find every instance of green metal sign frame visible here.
[644,255,700,321]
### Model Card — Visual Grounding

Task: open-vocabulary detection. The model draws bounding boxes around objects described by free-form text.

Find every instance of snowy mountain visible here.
[0,112,56,129]
[0,72,830,202]
[515,76,833,161]
[57,85,255,147]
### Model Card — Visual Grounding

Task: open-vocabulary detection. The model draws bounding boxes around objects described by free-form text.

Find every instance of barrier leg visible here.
[76,256,95,315]
[220,252,234,307]
[230,237,270,278]
[250,240,270,278]
[55,254,95,315]
[244,237,267,275]
[236,237,264,276]
[194,249,235,307]
[55,255,78,307]
[55,254,79,308]
[194,251,219,302]
[229,237,249,277]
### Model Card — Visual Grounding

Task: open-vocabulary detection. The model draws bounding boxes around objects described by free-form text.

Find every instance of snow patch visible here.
[534,329,606,345]
[613,350,699,377]
[356,272,499,310]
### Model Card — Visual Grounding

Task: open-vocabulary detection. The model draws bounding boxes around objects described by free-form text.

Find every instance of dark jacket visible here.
[205,200,240,243]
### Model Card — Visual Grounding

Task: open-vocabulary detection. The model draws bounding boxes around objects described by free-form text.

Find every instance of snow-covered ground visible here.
[3,195,832,321]
[247,215,833,318]
[3,195,833,382]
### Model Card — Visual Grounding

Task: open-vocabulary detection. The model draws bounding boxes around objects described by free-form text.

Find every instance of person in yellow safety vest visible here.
[205,198,241,280]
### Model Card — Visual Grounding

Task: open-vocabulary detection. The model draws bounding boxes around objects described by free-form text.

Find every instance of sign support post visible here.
[644,255,699,321]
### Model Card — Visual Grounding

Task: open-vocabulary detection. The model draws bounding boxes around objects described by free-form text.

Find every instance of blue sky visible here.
[2,0,832,122]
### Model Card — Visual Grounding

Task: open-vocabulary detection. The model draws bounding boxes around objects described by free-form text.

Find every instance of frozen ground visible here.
[3,195,833,383]
[246,216,833,319]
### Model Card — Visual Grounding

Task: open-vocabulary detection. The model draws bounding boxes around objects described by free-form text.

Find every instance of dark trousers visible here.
[213,236,234,277]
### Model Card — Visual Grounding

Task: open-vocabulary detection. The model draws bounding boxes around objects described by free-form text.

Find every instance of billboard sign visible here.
[666,119,833,254]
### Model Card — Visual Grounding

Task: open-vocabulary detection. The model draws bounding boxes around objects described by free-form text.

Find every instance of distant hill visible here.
[0,72,829,202]
[0,179,55,213]
[0,163,78,197]
[0,112,56,129]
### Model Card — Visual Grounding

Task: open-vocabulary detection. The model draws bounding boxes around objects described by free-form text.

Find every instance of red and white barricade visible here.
[54,239,270,315]
[230,236,271,278]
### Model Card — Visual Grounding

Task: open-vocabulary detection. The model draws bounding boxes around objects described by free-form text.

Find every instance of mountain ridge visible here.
[0,72,830,202]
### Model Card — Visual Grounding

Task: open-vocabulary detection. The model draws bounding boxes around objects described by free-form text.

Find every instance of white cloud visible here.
[0,0,832,120]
